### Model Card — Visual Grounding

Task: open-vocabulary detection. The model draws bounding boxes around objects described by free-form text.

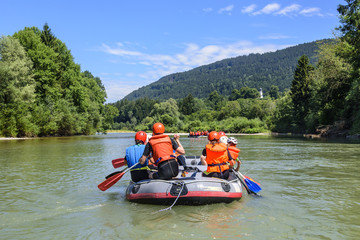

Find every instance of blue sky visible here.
[2,0,342,103]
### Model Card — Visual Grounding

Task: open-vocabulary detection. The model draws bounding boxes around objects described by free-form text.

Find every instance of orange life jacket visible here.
[205,143,230,173]
[149,134,176,165]
[228,145,240,160]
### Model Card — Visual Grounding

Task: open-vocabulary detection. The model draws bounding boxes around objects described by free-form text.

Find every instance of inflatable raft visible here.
[125,156,243,205]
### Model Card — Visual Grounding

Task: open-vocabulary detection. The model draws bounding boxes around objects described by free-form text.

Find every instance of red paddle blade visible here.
[98,172,125,191]
[244,175,261,185]
[112,158,125,168]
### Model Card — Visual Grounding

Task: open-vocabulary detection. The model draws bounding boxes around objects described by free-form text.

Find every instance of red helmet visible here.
[135,131,147,143]
[208,131,219,141]
[218,131,226,136]
[152,122,165,135]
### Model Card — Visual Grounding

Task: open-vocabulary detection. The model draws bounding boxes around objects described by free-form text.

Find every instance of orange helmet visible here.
[135,131,147,143]
[208,131,219,141]
[218,131,226,136]
[152,122,165,135]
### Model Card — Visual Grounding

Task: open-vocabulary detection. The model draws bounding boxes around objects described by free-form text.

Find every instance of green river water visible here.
[1,133,359,239]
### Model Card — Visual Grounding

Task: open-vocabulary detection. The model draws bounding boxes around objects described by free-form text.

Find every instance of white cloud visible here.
[101,43,142,56]
[275,4,301,16]
[253,3,281,15]
[203,7,213,12]
[218,5,234,15]
[242,4,256,14]
[101,79,142,102]
[300,8,322,16]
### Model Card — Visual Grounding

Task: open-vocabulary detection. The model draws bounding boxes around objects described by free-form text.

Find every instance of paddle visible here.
[98,163,139,191]
[232,170,253,194]
[105,168,128,179]
[238,171,262,193]
[112,158,126,168]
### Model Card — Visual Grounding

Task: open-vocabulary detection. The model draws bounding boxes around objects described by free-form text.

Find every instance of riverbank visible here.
[0,137,30,140]
[2,131,359,140]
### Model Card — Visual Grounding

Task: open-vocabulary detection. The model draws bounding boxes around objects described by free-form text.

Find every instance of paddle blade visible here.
[105,170,124,179]
[244,178,262,193]
[112,158,125,168]
[244,175,261,185]
[98,172,125,191]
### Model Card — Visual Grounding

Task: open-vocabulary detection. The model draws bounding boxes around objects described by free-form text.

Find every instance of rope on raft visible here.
[156,182,186,213]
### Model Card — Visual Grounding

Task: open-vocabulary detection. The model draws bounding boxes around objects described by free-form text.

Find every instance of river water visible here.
[1,133,359,239]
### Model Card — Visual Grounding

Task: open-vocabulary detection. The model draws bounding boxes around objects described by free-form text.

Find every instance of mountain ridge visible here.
[124,39,332,101]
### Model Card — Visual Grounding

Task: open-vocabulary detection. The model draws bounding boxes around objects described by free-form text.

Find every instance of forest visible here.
[0,24,118,137]
[124,39,328,101]
[1,1,359,137]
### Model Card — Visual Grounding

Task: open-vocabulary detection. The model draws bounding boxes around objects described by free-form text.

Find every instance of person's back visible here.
[148,134,174,165]
[200,131,230,179]
[205,142,229,173]
[126,144,146,168]
[139,123,185,180]
[125,131,152,182]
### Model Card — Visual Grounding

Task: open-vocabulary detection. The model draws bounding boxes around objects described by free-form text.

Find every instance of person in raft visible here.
[200,131,233,179]
[125,131,157,182]
[139,122,185,180]
[227,137,241,171]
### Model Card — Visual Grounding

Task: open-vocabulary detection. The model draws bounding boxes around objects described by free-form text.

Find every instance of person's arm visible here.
[139,155,147,165]
[139,143,151,165]
[235,157,241,171]
[200,155,207,165]
[173,134,185,155]
[200,149,207,165]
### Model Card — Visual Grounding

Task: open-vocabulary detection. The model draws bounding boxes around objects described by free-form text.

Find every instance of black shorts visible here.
[202,169,230,179]
[130,169,149,182]
[152,158,179,180]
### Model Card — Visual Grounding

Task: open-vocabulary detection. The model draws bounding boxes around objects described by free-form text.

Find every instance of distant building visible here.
[259,88,263,98]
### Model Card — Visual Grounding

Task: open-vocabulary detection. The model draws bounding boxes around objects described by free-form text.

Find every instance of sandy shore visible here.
[0,137,31,140]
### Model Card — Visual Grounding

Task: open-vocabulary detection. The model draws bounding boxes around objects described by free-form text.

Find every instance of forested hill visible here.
[125,39,331,101]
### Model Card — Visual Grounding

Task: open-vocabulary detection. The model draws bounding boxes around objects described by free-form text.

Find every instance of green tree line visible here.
[0,24,118,137]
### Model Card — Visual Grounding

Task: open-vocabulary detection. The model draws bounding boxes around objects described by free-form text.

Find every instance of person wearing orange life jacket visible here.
[139,123,185,180]
[200,131,232,179]
[227,137,241,171]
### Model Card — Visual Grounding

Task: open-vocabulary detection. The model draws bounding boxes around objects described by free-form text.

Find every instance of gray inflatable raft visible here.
[126,156,243,205]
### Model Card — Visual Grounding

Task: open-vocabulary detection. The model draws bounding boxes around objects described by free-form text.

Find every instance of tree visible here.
[207,90,224,110]
[9,24,108,136]
[271,91,294,132]
[311,41,352,125]
[218,101,242,120]
[337,0,360,68]
[269,85,280,99]
[337,0,360,133]
[229,89,241,101]
[41,23,56,48]
[14,27,61,102]
[239,87,260,99]
[179,93,196,115]
[0,36,36,137]
[150,98,180,127]
[290,55,314,132]
[103,104,119,131]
